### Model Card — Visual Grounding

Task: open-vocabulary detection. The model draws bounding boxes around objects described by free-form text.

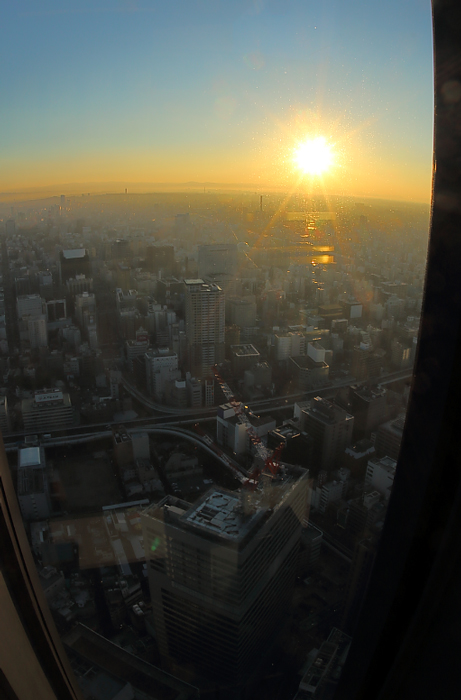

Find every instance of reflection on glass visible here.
[0,1,433,699]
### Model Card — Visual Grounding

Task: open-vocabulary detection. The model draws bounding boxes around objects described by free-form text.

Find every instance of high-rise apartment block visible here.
[301,397,354,471]
[142,467,309,687]
[184,279,225,378]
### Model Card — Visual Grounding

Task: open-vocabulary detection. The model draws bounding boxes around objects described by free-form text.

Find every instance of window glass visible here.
[1,2,433,699]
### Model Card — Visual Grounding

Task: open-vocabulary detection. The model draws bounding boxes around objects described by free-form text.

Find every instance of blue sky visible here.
[1,0,434,200]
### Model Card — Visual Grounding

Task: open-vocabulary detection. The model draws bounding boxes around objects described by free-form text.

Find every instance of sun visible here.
[294,136,334,176]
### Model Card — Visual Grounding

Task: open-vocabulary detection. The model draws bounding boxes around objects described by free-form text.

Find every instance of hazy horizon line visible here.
[0,181,431,207]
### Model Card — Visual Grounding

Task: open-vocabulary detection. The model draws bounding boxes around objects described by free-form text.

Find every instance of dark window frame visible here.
[336,2,461,698]
[1,2,461,698]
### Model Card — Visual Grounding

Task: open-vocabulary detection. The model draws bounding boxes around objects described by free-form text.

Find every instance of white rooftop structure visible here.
[184,490,266,541]
[18,446,42,468]
[62,249,87,259]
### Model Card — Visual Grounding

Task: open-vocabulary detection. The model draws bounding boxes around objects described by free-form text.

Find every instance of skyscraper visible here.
[184,279,225,378]
[301,396,354,472]
[141,466,309,689]
[59,249,91,284]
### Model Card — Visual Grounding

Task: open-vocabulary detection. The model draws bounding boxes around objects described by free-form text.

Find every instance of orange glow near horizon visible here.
[0,134,432,205]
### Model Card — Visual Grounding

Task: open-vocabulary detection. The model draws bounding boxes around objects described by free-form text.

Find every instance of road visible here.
[4,424,246,484]
[122,368,414,416]
[3,367,413,446]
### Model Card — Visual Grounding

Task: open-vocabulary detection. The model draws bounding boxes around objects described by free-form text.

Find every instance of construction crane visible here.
[212,365,284,489]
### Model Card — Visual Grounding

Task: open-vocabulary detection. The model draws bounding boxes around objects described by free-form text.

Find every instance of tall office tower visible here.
[184,279,225,378]
[141,466,309,689]
[46,299,67,324]
[58,249,91,284]
[349,384,387,438]
[17,294,45,320]
[301,396,354,472]
[27,315,48,349]
[66,274,93,295]
[75,292,96,327]
[198,244,238,279]
[16,444,51,521]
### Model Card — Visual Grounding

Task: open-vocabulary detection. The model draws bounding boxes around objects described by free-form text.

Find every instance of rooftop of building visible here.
[230,343,260,357]
[270,425,301,440]
[290,355,328,370]
[18,445,42,468]
[184,489,266,541]
[61,249,88,259]
[345,439,375,458]
[145,347,176,359]
[318,304,343,313]
[379,413,406,434]
[184,278,223,292]
[125,338,150,347]
[219,405,274,429]
[22,389,72,411]
[304,397,352,424]
[309,340,325,350]
[113,429,132,445]
[369,455,397,473]
[297,627,351,698]
[17,293,41,300]
[351,384,387,401]
[144,469,306,549]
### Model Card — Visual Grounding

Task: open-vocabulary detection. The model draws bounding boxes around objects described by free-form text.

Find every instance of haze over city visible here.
[0,2,437,700]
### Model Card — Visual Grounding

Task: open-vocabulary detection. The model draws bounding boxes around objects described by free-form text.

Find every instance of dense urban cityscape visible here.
[0,189,429,699]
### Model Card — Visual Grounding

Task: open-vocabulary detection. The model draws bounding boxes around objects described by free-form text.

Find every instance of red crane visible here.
[212,366,284,489]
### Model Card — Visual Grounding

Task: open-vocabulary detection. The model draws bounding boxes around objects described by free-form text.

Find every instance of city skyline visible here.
[2,1,433,203]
